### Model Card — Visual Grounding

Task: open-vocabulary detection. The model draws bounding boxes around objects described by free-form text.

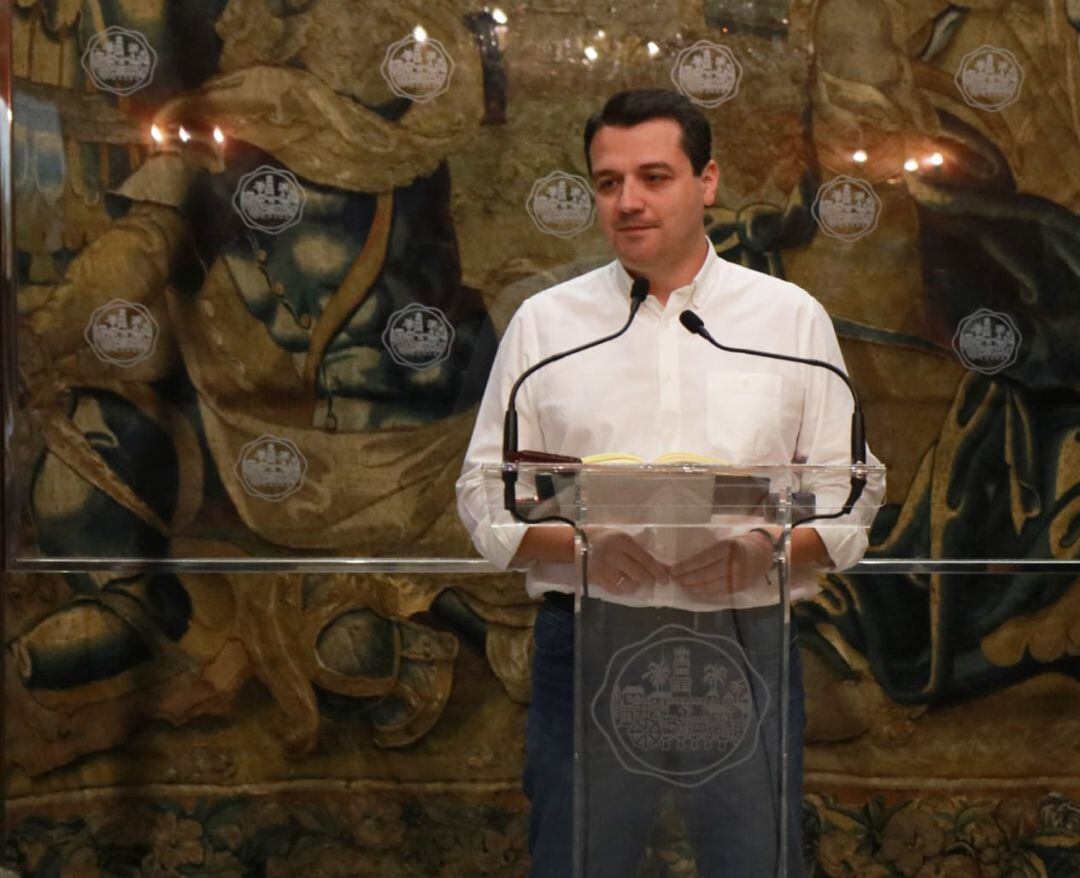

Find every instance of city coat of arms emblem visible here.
[382,305,455,371]
[953,309,1021,375]
[81,27,157,96]
[590,625,770,788]
[670,41,742,108]
[235,436,308,502]
[955,45,1024,112]
[84,300,159,367]
[381,34,455,103]
[526,171,595,238]
[812,176,881,242]
[232,166,306,235]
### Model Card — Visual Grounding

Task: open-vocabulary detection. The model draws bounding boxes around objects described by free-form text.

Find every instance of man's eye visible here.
[647,175,667,184]
[596,180,616,191]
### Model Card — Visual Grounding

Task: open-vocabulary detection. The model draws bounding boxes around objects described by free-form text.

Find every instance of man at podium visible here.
[456,89,881,877]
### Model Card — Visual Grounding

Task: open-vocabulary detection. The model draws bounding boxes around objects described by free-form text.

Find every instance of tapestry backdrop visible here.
[3,0,1079,875]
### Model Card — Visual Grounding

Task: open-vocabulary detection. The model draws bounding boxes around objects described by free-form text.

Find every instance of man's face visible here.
[589,118,718,278]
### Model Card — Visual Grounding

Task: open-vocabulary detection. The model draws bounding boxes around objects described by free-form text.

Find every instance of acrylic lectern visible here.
[484,460,883,878]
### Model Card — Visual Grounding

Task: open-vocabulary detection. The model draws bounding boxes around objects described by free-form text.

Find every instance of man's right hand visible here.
[587,528,669,596]
[511,524,668,596]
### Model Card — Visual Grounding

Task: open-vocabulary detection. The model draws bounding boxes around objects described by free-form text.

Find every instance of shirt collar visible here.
[611,237,724,309]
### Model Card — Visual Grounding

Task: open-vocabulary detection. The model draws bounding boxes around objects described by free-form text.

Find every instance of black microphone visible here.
[678,308,867,516]
[501,277,650,514]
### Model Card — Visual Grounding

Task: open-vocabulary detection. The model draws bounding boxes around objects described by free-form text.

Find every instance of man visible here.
[457,89,881,876]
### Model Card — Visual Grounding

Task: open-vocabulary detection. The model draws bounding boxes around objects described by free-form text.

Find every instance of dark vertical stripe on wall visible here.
[0,0,14,841]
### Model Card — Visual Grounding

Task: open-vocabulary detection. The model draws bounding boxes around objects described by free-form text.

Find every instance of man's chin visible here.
[608,239,658,270]
[613,249,659,275]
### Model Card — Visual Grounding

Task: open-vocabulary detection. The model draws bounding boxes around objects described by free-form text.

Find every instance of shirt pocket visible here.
[705,371,783,460]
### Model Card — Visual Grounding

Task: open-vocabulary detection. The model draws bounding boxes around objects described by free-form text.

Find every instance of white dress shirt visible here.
[456,244,883,602]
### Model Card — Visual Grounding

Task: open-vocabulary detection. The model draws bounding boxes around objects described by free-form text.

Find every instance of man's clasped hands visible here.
[586,527,776,598]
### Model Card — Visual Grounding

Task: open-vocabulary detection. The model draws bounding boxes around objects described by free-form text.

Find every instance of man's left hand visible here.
[670,530,775,596]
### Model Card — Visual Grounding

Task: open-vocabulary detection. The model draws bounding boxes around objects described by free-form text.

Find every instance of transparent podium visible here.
[484,460,883,878]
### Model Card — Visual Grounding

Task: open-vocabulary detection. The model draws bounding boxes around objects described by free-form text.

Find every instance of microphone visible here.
[501,277,650,514]
[678,308,867,516]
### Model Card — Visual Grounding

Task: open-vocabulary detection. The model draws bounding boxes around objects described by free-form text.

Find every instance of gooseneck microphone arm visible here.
[678,309,867,518]
[501,277,650,516]
[497,276,647,878]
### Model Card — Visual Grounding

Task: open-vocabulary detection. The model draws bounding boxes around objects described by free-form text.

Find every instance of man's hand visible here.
[670,530,775,597]
[588,529,669,596]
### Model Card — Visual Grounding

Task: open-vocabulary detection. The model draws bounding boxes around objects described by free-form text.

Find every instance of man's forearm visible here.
[791,527,831,569]
[512,524,576,565]
[514,523,830,568]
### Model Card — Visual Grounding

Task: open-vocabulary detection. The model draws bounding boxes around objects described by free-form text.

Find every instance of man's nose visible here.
[617,179,645,212]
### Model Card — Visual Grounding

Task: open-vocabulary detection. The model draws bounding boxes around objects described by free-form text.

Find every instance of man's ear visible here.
[700,159,720,206]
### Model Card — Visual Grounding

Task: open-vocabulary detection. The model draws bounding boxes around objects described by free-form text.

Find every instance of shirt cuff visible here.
[478,518,531,571]
[813,523,868,572]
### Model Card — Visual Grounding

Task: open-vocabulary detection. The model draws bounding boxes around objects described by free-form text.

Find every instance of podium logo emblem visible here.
[382,304,455,371]
[236,435,307,501]
[956,46,1024,112]
[233,166,306,235]
[812,176,881,241]
[81,27,157,96]
[85,300,158,367]
[591,625,769,788]
[527,172,595,238]
[670,41,742,108]
[381,34,455,103]
[953,309,1021,375]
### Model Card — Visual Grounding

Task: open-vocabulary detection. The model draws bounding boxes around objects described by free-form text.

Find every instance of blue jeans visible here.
[524,600,807,878]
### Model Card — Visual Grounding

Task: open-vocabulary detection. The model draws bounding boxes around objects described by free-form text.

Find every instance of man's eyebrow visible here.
[591,161,675,180]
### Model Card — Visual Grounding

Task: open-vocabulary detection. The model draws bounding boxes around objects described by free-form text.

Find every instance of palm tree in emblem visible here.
[703,663,728,698]
[643,659,671,692]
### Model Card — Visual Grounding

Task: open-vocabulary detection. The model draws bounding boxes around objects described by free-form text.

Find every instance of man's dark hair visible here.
[584,88,712,176]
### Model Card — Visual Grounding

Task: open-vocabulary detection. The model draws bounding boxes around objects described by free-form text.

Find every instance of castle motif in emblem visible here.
[380,35,455,103]
[235,436,307,502]
[84,300,158,367]
[955,46,1024,112]
[590,625,769,788]
[952,309,1021,375]
[670,41,742,108]
[81,27,157,96]
[382,305,455,371]
[526,172,595,238]
[812,176,881,241]
[232,166,306,235]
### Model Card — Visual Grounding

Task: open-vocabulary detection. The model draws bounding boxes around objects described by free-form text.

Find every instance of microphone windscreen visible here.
[630,276,650,302]
[679,309,705,335]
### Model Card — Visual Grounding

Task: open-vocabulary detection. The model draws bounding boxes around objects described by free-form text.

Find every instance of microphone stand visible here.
[499,276,649,878]
[679,307,869,878]
[678,309,868,520]
[501,277,650,520]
